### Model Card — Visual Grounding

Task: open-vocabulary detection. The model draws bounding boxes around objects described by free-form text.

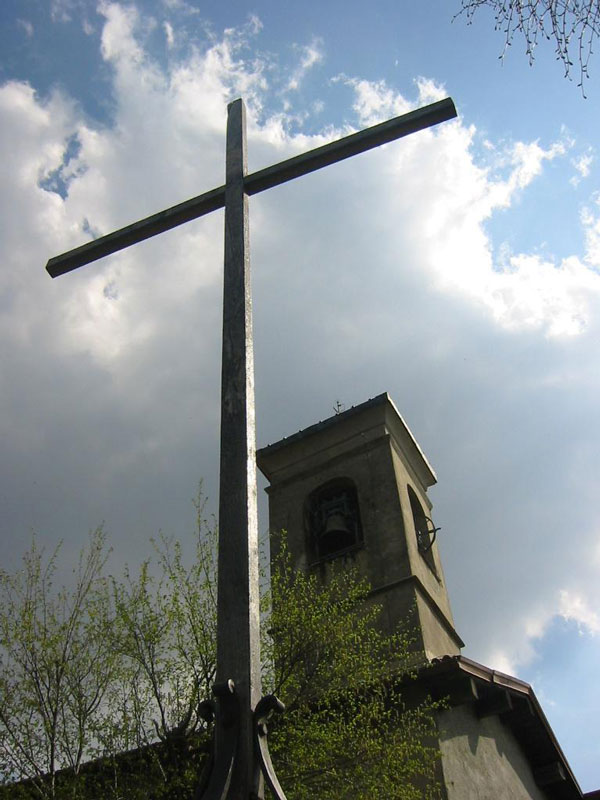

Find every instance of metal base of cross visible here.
[196,681,288,800]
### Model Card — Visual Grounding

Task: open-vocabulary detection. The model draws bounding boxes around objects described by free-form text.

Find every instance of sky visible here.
[0,0,599,792]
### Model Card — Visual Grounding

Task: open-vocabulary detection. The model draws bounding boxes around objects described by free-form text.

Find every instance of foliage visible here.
[0,497,441,799]
[264,536,442,800]
[107,494,217,757]
[457,0,600,90]
[0,497,217,800]
[0,531,114,797]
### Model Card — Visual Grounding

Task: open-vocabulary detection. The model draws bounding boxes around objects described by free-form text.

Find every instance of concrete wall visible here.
[259,396,463,659]
[437,704,548,800]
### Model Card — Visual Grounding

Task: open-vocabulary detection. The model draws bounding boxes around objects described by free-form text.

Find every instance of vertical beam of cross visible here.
[217,99,261,798]
[44,94,458,799]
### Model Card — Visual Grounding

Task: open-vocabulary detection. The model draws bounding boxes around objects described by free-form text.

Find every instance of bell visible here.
[319,511,353,557]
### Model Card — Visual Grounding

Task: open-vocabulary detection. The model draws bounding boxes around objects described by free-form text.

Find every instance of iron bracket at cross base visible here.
[196,681,287,800]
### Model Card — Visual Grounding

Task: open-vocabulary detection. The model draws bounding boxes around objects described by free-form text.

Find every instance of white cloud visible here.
[483,608,555,675]
[17,18,34,37]
[581,194,600,266]
[286,38,324,91]
[98,2,144,64]
[571,150,594,186]
[340,78,594,339]
[164,20,174,48]
[477,253,600,337]
[415,76,448,105]
[559,590,600,634]
[485,650,517,675]
[491,577,600,670]
[335,75,412,125]
[2,4,600,706]
[473,589,600,675]
[335,75,447,128]
[50,0,87,23]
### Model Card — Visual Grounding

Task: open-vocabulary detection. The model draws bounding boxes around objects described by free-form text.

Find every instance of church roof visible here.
[415,655,589,800]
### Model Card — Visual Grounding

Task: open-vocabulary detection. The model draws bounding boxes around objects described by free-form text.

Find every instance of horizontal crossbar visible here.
[46,98,456,278]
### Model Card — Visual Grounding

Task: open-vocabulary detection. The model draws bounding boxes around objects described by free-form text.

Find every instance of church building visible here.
[257,393,598,800]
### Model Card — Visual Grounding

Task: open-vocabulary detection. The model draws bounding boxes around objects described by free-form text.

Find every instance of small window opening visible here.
[408,486,438,574]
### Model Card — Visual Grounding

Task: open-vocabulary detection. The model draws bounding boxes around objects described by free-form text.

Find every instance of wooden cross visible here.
[46,95,457,799]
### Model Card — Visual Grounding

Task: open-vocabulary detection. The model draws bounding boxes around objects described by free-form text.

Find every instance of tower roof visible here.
[257,392,437,491]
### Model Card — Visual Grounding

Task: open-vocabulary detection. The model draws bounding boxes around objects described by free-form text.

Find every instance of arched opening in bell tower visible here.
[305,478,363,563]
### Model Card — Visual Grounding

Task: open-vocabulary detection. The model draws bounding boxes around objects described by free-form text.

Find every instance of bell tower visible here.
[257,393,463,661]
